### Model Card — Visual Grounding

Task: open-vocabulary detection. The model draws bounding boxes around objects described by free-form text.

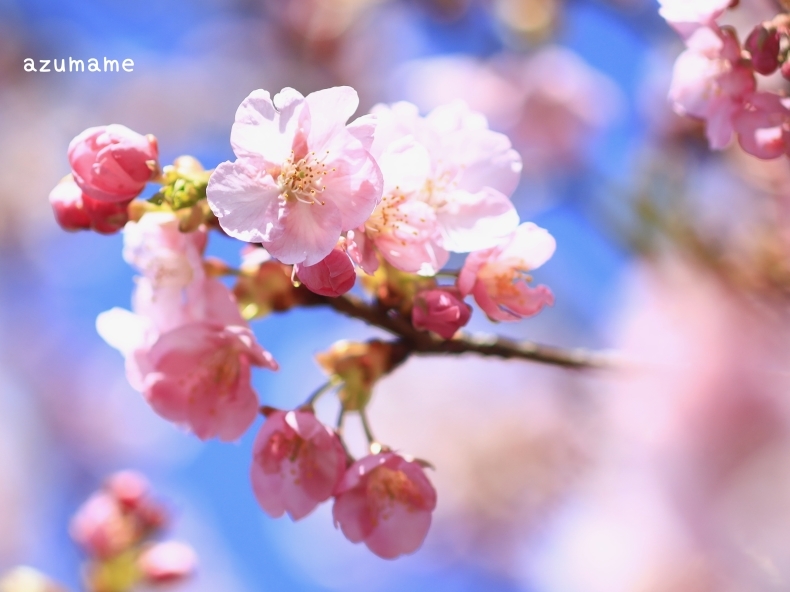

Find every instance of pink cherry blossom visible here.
[251,409,347,520]
[345,227,380,274]
[294,244,357,297]
[49,176,129,234]
[412,288,472,339]
[669,26,755,150]
[68,124,159,202]
[734,92,790,159]
[458,222,555,322]
[207,87,383,266]
[70,472,166,559]
[106,470,150,511]
[138,541,197,585]
[70,491,134,559]
[333,452,437,559]
[658,0,731,39]
[141,323,277,441]
[357,101,521,275]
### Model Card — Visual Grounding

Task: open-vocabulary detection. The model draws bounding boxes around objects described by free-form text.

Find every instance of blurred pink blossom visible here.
[207,86,383,266]
[251,410,347,520]
[332,452,436,559]
[734,91,790,159]
[458,222,555,322]
[669,26,755,150]
[395,49,622,176]
[67,124,159,203]
[138,541,197,585]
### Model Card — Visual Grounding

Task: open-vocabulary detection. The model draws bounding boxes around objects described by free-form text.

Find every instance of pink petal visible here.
[207,160,282,244]
[231,89,305,164]
[264,200,343,266]
[437,188,519,252]
[363,504,433,559]
[305,86,361,150]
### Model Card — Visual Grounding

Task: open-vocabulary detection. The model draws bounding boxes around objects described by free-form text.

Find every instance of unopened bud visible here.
[745,24,781,75]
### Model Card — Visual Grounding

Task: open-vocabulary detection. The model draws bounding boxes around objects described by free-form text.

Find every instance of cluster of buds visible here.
[663,0,790,159]
[48,84,559,560]
[69,471,196,592]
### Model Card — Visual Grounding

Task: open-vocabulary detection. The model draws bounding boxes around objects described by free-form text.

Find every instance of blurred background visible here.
[4,0,790,590]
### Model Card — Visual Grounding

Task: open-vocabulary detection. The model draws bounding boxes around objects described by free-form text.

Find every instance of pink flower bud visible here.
[106,470,150,511]
[68,125,159,202]
[82,196,130,234]
[69,492,137,559]
[251,409,347,520]
[49,177,91,231]
[49,177,130,234]
[333,452,437,559]
[294,246,356,297]
[412,288,472,339]
[745,25,781,75]
[138,541,197,585]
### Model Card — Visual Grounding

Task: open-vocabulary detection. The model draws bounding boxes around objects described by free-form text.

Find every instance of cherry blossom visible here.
[207,86,383,266]
[458,222,555,322]
[734,92,790,159]
[356,100,521,275]
[251,409,347,520]
[412,288,472,339]
[142,323,277,441]
[68,124,159,202]
[122,211,207,291]
[70,471,166,560]
[294,244,357,297]
[668,26,755,150]
[333,452,437,559]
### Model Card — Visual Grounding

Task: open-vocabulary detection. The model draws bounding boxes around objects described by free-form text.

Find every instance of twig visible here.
[296,289,618,371]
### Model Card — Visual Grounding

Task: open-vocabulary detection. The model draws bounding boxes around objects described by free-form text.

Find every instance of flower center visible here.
[366,466,426,518]
[277,150,335,205]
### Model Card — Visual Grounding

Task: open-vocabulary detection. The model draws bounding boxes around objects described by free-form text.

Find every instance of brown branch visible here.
[297,289,618,371]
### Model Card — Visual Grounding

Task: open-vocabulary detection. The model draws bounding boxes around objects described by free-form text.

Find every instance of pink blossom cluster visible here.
[96,211,278,442]
[251,408,436,559]
[70,471,196,587]
[50,85,559,561]
[206,86,556,332]
[663,1,790,158]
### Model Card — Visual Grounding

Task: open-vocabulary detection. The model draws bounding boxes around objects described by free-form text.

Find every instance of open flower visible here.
[68,124,159,202]
[142,323,277,441]
[669,26,755,150]
[207,86,383,266]
[734,92,790,160]
[333,452,437,559]
[251,409,347,520]
[359,101,521,275]
[458,222,555,322]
